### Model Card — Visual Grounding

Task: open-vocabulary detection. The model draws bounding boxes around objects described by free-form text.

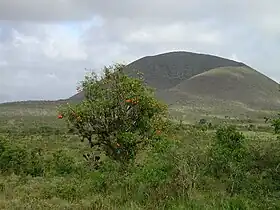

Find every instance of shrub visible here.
[51,150,76,176]
[207,125,250,195]
[0,137,44,176]
[59,64,168,164]
[248,141,280,198]
[271,115,280,134]
[0,144,29,175]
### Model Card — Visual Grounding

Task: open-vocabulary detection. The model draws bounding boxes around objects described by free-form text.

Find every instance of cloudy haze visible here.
[0,0,280,103]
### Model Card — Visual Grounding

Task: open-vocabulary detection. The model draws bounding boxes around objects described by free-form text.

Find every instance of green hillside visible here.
[69,51,248,100]
[69,51,280,118]
[125,51,248,89]
[171,66,280,109]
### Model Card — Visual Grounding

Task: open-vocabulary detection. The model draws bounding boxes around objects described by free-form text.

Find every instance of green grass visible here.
[0,102,280,209]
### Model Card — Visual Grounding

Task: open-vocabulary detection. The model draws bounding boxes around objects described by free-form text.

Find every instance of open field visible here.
[0,102,280,209]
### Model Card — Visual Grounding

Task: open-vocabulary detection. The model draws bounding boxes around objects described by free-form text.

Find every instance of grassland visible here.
[0,102,280,209]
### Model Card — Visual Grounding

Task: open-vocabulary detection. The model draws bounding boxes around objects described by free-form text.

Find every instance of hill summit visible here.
[70,51,280,112]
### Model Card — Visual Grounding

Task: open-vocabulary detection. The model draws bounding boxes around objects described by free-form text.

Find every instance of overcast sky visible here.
[0,1,280,103]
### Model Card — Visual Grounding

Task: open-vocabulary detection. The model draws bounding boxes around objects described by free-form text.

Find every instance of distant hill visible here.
[70,51,248,100]
[69,51,280,112]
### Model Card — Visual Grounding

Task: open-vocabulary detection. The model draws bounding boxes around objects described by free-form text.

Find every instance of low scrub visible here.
[1,64,280,209]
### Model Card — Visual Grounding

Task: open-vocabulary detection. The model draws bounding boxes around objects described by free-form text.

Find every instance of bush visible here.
[0,137,44,176]
[51,150,77,176]
[207,125,251,195]
[59,64,169,164]
[248,141,280,198]
[271,116,280,135]
[0,145,29,175]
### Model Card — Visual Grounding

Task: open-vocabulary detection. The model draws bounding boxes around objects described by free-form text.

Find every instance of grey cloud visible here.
[1,0,280,103]
[0,1,216,21]
[0,1,92,21]
[1,1,279,24]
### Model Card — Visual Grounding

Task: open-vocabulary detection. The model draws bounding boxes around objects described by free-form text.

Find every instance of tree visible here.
[59,63,168,164]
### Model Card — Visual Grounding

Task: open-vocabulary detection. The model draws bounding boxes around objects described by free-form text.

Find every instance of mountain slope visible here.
[70,51,248,100]
[69,51,280,111]
[124,51,248,90]
[169,66,280,109]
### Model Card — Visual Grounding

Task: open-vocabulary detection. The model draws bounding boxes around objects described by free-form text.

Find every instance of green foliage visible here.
[51,150,76,176]
[0,137,44,176]
[249,141,280,197]
[59,64,168,164]
[1,116,280,209]
[0,137,80,178]
[207,125,250,195]
[271,116,280,134]
[264,113,280,135]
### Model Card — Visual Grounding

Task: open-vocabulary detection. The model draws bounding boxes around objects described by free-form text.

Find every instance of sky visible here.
[0,0,280,103]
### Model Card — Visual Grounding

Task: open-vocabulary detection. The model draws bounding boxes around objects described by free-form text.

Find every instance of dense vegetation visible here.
[0,64,280,209]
